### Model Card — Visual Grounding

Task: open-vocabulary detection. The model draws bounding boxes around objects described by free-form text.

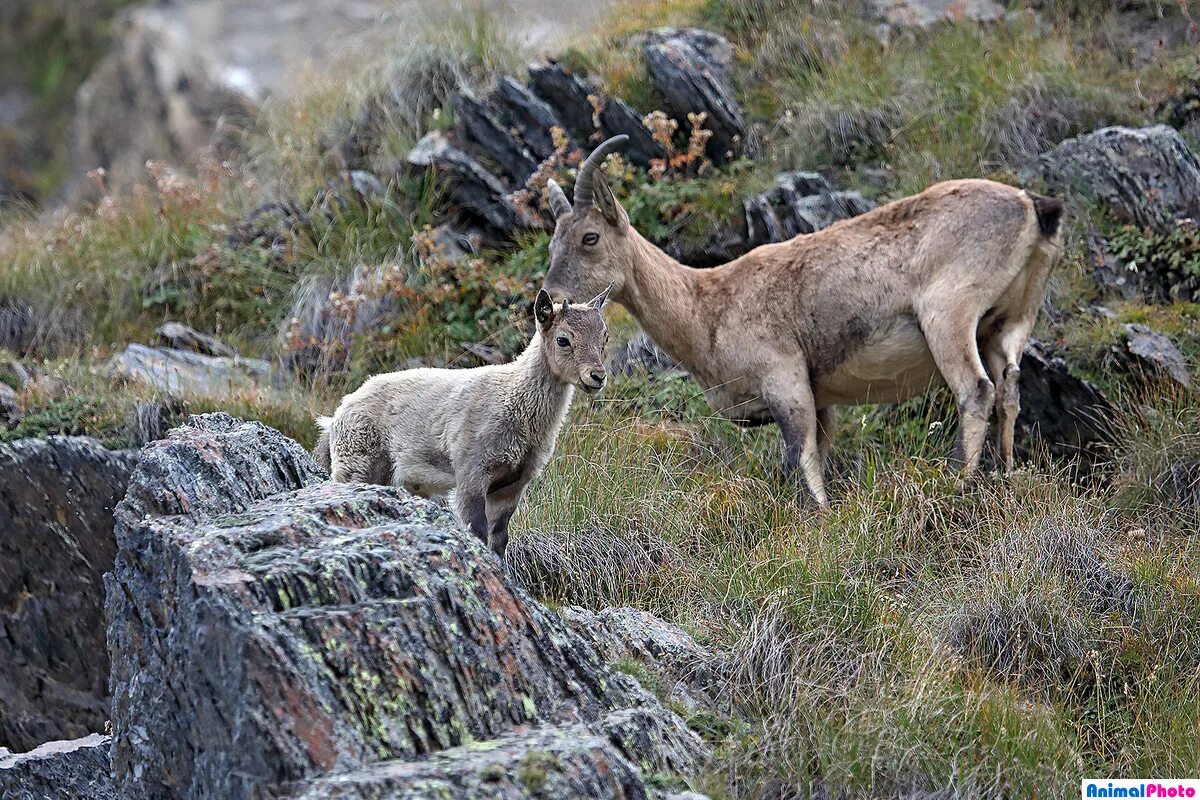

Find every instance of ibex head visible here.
[533,286,612,393]
[543,135,633,305]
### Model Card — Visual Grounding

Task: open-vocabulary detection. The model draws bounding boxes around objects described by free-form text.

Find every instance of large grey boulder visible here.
[106,414,706,799]
[111,342,271,396]
[0,437,138,752]
[0,734,116,800]
[1041,125,1200,234]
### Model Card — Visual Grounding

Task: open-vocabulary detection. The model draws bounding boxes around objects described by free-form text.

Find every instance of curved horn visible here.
[573,134,628,212]
[547,179,572,218]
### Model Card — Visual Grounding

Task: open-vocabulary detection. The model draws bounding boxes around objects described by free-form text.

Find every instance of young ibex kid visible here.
[314,287,611,556]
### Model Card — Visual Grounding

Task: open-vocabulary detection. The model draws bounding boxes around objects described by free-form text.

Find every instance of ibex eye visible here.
[582,232,599,246]
[556,336,570,347]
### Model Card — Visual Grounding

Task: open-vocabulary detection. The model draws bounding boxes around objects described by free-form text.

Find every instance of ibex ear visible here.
[592,173,626,228]
[588,284,613,310]
[534,289,555,326]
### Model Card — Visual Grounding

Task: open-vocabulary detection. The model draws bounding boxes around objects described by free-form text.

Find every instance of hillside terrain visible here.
[1,0,1200,797]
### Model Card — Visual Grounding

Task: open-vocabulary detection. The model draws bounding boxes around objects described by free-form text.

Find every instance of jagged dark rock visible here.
[156,322,237,358]
[593,94,664,167]
[454,88,539,183]
[641,29,746,164]
[408,131,528,240]
[527,62,600,145]
[745,171,876,247]
[1114,323,1191,390]
[107,414,705,799]
[490,76,566,160]
[525,63,660,168]
[1016,341,1116,463]
[0,437,138,752]
[0,734,116,800]
[1041,125,1200,234]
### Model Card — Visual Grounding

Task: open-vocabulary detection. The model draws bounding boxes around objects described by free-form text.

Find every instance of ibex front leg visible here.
[764,369,828,507]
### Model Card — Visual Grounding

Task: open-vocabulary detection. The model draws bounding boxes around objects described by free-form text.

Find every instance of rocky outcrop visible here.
[1114,324,1191,390]
[406,29,750,246]
[641,29,746,164]
[1017,341,1116,463]
[744,171,875,247]
[112,342,271,396]
[408,131,530,241]
[0,437,138,752]
[106,414,706,799]
[1041,125,1200,234]
[0,734,116,800]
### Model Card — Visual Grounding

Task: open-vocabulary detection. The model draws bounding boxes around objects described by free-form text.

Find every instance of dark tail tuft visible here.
[1029,192,1064,238]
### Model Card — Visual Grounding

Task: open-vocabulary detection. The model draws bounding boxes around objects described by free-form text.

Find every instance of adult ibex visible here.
[543,135,1064,505]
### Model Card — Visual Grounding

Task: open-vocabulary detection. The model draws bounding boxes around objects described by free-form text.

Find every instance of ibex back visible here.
[542,136,1064,505]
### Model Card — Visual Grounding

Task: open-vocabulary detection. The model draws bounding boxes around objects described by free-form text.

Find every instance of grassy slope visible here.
[2,0,1200,795]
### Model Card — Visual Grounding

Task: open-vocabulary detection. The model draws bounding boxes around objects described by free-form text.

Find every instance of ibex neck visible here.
[511,335,574,421]
[619,233,708,371]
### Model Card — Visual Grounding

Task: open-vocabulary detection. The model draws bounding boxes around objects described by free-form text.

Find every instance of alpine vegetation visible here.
[315,288,611,556]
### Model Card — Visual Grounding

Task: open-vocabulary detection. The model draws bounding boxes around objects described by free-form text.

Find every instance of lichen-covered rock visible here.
[0,734,116,800]
[1114,324,1192,390]
[1041,125,1200,234]
[562,607,729,714]
[107,414,705,799]
[283,724,704,800]
[641,29,746,164]
[0,437,138,752]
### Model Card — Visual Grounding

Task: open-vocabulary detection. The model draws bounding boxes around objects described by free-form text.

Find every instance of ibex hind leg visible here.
[921,307,995,474]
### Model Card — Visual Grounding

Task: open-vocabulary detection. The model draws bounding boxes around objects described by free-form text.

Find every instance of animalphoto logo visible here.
[1082,780,1200,798]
